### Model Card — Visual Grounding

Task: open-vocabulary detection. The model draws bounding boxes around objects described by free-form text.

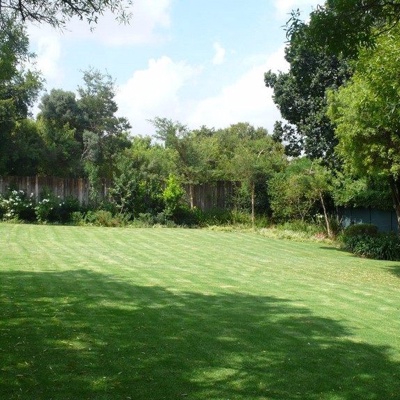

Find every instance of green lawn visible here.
[1,224,400,400]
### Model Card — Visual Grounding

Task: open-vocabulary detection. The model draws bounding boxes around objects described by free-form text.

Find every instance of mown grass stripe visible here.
[1,224,400,399]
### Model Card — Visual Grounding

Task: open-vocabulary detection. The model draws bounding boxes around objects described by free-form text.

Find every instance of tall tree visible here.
[0,0,132,29]
[150,118,219,208]
[78,69,131,186]
[303,0,400,58]
[0,16,42,174]
[229,135,286,225]
[6,119,44,176]
[268,157,333,236]
[214,123,286,221]
[39,89,85,144]
[265,18,350,165]
[327,26,400,230]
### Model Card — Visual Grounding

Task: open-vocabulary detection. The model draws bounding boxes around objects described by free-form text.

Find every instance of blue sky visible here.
[28,0,322,136]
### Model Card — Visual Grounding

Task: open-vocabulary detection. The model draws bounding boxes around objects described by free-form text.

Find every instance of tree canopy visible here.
[0,0,132,29]
[265,19,351,164]
[0,17,42,174]
[300,0,400,57]
[327,26,400,228]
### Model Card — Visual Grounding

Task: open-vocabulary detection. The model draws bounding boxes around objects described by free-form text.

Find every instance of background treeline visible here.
[1,3,399,261]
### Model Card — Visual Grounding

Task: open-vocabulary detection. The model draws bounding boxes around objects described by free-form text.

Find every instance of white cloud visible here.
[35,36,63,84]
[117,47,289,136]
[116,56,201,135]
[212,42,226,65]
[186,47,289,133]
[60,0,172,46]
[28,0,172,54]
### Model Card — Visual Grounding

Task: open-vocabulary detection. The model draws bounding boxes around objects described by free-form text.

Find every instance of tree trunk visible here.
[389,176,400,233]
[189,183,194,209]
[251,181,255,227]
[319,191,332,238]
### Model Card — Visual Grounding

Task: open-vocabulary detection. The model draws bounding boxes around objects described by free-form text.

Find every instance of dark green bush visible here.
[342,233,400,261]
[0,190,36,222]
[83,210,125,227]
[343,223,378,238]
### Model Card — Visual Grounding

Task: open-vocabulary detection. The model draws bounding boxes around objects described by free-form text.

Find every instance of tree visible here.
[331,174,392,210]
[6,119,45,175]
[268,158,333,235]
[214,123,285,224]
[0,16,42,174]
[327,26,400,230]
[110,136,175,217]
[36,117,82,177]
[149,117,188,149]
[0,0,132,29]
[265,18,351,165]
[150,118,219,208]
[230,136,286,225]
[302,0,400,58]
[77,69,131,200]
[39,89,85,145]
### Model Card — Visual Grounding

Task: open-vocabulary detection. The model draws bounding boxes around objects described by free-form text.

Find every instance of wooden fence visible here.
[0,176,236,211]
[0,176,109,205]
[184,182,236,210]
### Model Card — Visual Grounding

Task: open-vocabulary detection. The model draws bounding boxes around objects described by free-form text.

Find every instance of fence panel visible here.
[339,207,398,233]
[0,176,91,204]
[1,176,236,211]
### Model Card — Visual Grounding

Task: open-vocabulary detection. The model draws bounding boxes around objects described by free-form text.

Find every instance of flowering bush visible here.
[35,197,56,223]
[0,189,81,223]
[0,190,36,221]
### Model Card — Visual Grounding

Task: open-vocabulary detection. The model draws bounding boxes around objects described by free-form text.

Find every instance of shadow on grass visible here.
[1,270,400,400]
[386,265,400,278]
[319,246,349,254]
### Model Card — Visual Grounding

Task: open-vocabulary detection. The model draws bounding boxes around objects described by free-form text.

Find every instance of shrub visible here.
[71,211,85,225]
[57,196,81,223]
[342,233,400,261]
[0,190,36,221]
[163,175,185,218]
[35,197,56,223]
[82,210,128,227]
[343,223,378,238]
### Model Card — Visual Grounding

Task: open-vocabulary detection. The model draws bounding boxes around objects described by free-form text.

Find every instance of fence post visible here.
[35,175,39,200]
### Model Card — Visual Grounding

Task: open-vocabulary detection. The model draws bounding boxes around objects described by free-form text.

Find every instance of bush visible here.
[71,211,85,225]
[35,193,81,224]
[82,210,129,227]
[342,233,400,261]
[0,190,36,222]
[57,197,81,223]
[343,223,378,238]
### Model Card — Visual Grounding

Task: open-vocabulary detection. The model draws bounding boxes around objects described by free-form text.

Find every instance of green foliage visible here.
[109,145,167,218]
[342,233,400,261]
[332,175,392,210]
[269,158,332,222]
[1,0,133,29]
[0,189,35,221]
[327,26,400,229]
[303,0,400,58]
[0,189,81,224]
[343,223,379,239]
[328,27,400,179]
[82,210,126,227]
[163,174,185,217]
[0,17,42,174]
[265,14,351,164]
[339,223,400,261]
[6,119,44,175]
